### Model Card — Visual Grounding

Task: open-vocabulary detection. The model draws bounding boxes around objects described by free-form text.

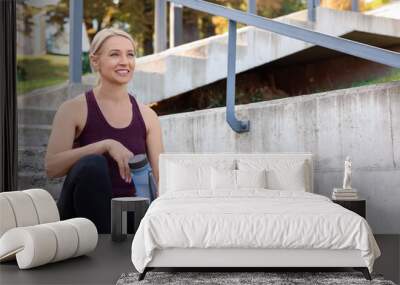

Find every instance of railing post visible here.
[155,0,167,53]
[69,0,82,84]
[247,0,256,14]
[307,0,319,22]
[352,0,359,12]
[169,3,183,48]
[226,20,250,133]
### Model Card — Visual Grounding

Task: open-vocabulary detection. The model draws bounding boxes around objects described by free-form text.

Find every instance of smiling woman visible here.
[44,28,164,233]
[89,29,137,86]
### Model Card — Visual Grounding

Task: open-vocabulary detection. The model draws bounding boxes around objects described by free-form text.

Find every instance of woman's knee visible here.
[74,154,109,177]
[58,154,111,222]
[72,154,112,199]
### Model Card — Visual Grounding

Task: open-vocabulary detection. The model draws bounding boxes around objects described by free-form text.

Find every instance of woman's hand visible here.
[104,139,134,183]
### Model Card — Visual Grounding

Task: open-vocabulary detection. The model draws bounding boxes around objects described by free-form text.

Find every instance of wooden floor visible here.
[0,235,398,284]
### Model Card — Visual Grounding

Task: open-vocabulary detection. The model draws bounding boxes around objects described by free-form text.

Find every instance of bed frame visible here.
[138,153,372,281]
[139,248,371,280]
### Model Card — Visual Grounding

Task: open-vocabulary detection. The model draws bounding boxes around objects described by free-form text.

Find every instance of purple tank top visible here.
[73,89,147,197]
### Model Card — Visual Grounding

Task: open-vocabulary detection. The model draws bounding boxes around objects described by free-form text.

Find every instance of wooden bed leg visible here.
[354,267,372,280]
[138,268,148,281]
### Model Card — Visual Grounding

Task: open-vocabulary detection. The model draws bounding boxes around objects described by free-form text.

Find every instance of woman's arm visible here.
[45,99,109,178]
[144,107,165,189]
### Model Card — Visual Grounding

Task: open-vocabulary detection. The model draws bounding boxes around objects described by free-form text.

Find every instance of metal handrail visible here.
[170,0,400,67]
[168,0,400,133]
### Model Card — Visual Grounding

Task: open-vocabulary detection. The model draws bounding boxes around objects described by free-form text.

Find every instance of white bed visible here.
[131,153,380,280]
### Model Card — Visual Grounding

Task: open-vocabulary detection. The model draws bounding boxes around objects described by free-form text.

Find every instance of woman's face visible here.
[94,36,136,85]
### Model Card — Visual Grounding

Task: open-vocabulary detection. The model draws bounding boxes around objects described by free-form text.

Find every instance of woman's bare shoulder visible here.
[56,93,87,124]
[137,101,159,133]
[137,102,157,116]
[57,93,84,108]
[138,103,158,126]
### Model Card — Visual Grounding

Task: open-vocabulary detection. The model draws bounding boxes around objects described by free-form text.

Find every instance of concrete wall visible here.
[159,82,400,234]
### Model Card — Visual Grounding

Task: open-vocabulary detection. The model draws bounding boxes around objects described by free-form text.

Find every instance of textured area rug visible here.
[116,271,396,285]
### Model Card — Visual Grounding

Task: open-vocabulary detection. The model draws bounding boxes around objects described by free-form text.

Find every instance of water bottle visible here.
[128,154,158,203]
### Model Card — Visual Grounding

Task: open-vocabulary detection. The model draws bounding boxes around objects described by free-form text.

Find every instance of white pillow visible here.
[211,168,268,190]
[167,162,211,191]
[237,159,307,191]
[236,169,267,189]
[211,168,236,190]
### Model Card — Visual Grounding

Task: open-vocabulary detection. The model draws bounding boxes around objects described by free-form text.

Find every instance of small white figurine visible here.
[343,156,352,190]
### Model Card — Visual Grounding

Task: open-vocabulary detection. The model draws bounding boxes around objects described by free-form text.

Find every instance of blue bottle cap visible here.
[128,154,148,170]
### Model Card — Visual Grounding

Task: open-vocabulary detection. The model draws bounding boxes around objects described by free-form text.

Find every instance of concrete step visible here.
[18,107,56,125]
[204,41,249,80]
[164,54,209,98]
[129,70,165,104]
[18,124,51,147]
[18,171,64,200]
[131,54,209,104]
[18,146,46,172]
[17,80,94,109]
[18,83,69,109]
[131,43,250,104]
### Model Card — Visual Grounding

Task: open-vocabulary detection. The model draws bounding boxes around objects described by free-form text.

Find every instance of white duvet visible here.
[131,190,380,273]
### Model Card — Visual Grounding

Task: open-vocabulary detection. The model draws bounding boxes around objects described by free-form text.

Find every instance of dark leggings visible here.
[57,154,134,234]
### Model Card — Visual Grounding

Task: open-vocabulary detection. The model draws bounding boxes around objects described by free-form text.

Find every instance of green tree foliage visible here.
[16,2,39,36]
[257,0,306,18]
[46,0,113,39]
[112,0,154,55]
[320,0,391,11]
[46,0,155,55]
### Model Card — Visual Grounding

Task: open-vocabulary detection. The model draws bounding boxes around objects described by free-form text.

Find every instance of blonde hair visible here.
[89,28,137,84]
